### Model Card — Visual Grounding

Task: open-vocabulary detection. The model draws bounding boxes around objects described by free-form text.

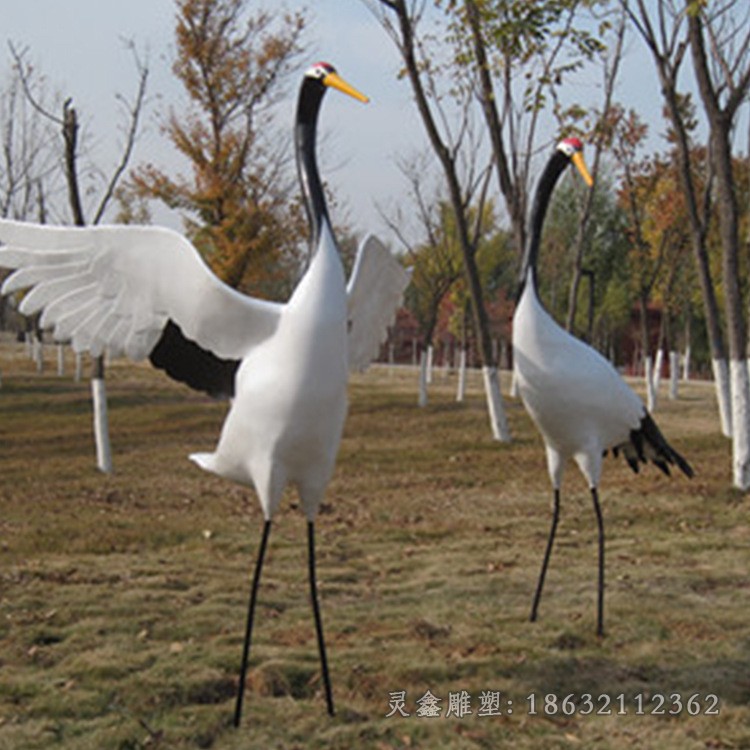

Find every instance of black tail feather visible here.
[625,455,640,474]
[631,428,645,462]
[638,412,694,478]
[614,412,694,479]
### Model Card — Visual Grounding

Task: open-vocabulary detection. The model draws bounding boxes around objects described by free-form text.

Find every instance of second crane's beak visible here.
[572,152,594,187]
[323,71,369,104]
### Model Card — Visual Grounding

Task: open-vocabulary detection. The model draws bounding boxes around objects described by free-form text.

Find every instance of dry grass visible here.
[1,340,748,750]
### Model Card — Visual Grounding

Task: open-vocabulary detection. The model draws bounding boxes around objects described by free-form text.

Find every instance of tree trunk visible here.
[711,358,733,437]
[382,0,510,441]
[653,348,664,400]
[730,360,750,488]
[688,14,749,484]
[465,0,525,255]
[669,350,679,400]
[638,296,656,411]
[425,344,434,385]
[566,10,626,333]
[456,347,467,403]
[482,366,509,441]
[682,317,691,382]
[92,370,113,474]
[644,355,656,413]
[632,4,731,437]
[63,103,113,473]
[418,348,429,407]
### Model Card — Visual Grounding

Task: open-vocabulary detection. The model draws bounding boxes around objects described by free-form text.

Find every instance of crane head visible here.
[305,62,369,104]
[558,137,593,187]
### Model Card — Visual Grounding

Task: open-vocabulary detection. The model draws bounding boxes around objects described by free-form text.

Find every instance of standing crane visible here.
[512,137,693,637]
[0,62,410,725]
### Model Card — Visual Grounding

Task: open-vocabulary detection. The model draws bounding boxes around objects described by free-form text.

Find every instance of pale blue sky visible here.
[2,1,418,235]
[2,1,682,241]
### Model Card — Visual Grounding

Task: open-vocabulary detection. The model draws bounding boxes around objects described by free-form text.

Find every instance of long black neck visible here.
[295,79,329,256]
[517,149,571,301]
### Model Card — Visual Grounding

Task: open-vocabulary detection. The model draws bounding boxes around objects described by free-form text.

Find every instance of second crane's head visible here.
[556,137,594,187]
[517,136,594,298]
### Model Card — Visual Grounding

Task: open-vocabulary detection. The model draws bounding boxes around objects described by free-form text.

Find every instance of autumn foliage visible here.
[131,0,307,298]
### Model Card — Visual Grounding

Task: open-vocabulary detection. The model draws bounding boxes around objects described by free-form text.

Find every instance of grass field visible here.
[1,340,748,749]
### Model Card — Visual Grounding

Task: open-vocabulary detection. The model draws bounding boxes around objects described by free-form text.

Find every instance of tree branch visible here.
[92,43,150,225]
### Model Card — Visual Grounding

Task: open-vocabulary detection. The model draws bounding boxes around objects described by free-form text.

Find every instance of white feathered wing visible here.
[346,234,410,372]
[0,220,283,362]
[0,220,409,377]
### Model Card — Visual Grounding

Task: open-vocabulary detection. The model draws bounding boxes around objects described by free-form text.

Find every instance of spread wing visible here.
[346,234,410,372]
[0,219,283,364]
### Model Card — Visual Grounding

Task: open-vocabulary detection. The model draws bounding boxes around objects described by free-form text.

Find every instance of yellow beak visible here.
[323,71,369,104]
[572,151,594,187]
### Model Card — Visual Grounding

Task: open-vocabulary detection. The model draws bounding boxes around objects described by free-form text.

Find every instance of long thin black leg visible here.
[530,488,560,623]
[308,521,334,716]
[234,519,272,729]
[591,487,605,637]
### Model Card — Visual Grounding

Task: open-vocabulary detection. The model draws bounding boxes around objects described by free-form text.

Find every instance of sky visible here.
[1,0,675,243]
[1,0,424,237]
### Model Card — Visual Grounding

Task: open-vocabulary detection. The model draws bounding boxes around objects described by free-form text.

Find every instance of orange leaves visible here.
[131,0,308,299]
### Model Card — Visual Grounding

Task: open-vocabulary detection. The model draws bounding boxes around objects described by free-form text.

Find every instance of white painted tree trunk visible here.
[34,338,43,373]
[712,358,733,438]
[653,348,664,394]
[730,358,750,489]
[668,351,679,400]
[57,344,65,376]
[509,367,519,399]
[682,345,691,382]
[456,348,467,402]
[418,350,429,407]
[91,377,113,473]
[426,345,434,385]
[644,355,656,413]
[482,366,511,442]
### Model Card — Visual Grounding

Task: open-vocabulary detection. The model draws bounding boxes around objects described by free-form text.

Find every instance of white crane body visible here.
[0,62,410,725]
[514,271,644,488]
[192,222,349,520]
[512,138,692,637]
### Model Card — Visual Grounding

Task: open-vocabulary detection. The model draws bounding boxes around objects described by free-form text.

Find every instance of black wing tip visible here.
[149,320,239,399]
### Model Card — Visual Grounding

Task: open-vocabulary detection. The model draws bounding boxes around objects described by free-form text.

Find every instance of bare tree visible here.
[380,152,466,405]
[628,0,750,487]
[0,71,57,220]
[0,68,59,336]
[564,4,628,334]
[10,41,149,473]
[687,0,750,487]
[626,0,731,436]
[369,0,511,441]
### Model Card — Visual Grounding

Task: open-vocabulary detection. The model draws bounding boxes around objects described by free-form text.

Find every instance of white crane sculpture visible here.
[512,137,693,637]
[0,62,410,725]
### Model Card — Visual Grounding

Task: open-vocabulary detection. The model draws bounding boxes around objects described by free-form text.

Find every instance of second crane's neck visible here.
[295,80,330,257]
[518,149,572,300]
